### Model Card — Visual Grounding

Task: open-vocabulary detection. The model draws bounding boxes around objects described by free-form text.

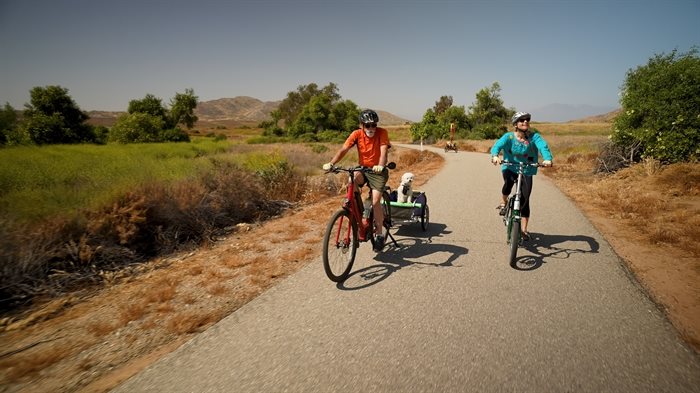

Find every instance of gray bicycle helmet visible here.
[359,109,379,124]
[511,111,531,125]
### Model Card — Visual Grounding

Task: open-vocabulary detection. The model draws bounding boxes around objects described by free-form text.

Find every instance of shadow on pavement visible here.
[338,223,468,290]
[512,232,600,271]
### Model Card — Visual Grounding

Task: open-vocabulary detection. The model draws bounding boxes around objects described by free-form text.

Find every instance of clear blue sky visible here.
[1,0,698,122]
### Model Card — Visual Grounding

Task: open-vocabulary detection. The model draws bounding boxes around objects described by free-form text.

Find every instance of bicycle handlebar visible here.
[326,161,396,174]
[501,160,544,168]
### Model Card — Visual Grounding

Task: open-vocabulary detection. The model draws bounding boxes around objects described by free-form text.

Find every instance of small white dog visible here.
[397,172,415,203]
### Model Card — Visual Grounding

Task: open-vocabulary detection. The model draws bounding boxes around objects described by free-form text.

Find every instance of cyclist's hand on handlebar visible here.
[322,162,334,171]
[542,160,552,167]
[491,155,502,165]
[372,165,384,173]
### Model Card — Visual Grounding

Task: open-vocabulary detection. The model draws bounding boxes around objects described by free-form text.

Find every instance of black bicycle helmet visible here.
[511,111,531,125]
[359,109,379,124]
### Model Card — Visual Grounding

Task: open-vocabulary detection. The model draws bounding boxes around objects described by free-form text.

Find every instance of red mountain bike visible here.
[322,163,396,282]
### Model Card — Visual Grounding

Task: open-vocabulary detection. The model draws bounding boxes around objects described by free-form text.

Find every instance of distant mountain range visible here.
[86,97,619,126]
[531,103,619,123]
[87,96,411,127]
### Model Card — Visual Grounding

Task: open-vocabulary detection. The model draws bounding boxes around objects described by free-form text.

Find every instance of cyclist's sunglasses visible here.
[518,118,530,123]
[363,122,377,128]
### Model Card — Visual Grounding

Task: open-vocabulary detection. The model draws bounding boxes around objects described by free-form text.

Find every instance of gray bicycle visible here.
[500,161,544,268]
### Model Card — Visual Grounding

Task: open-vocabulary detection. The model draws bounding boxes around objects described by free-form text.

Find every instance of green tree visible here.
[441,105,471,138]
[409,97,470,143]
[266,83,358,139]
[612,48,700,163]
[330,100,361,132]
[468,82,511,127]
[128,94,168,121]
[169,88,198,129]
[22,86,95,144]
[433,95,453,115]
[0,103,18,145]
[409,108,439,143]
[289,94,333,136]
[275,83,341,129]
[109,113,166,143]
[119,90,196,143]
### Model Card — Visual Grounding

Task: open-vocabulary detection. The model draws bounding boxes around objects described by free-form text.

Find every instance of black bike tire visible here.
[322,209,357,282]
[421,205,430,231]
[509,219,520,268]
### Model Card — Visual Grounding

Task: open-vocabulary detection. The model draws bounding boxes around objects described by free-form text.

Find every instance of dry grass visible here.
[118,302,147,326]
[0,340,89,382]
[87,320,117,337]
[546,142,700,352]
[165,309,226,335]
[550,155,700,256]
[205,283,229,296]
[143,278,179,303]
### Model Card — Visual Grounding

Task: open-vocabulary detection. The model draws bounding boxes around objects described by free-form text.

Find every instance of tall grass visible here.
[0,139,331,311]
[0,139,233,223]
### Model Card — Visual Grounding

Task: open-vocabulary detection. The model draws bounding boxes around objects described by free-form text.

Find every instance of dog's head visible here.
[400,172,414,186]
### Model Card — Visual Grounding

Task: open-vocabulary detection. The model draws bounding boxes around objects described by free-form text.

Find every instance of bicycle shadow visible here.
[337,223,468,290]
[511,232,600,271]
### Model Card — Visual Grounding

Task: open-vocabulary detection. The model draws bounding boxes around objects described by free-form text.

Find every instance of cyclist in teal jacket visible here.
[490,111,553,240]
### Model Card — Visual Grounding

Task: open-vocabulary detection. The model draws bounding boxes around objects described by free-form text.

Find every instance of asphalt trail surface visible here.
[114,146,700,392]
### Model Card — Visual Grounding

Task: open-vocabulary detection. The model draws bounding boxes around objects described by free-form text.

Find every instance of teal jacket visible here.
[490,131,553,176]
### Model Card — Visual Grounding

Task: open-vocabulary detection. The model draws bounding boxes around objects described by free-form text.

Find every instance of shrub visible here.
[468,123,506,140]
[0,159,305,310]
[611,48,700,164]
[158,128,190,142]
[316,130,346,144]
[109,113,165,143]
[308,143,329,154]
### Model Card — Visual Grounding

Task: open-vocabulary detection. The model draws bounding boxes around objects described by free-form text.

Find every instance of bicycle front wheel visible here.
[509,219,521,268]
[322,209,358,282]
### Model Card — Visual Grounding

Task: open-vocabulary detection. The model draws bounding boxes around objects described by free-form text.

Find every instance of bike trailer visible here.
[387,190,429,231]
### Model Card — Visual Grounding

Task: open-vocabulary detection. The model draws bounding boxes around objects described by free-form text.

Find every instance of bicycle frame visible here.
[501,161,541,267]
[339,168,371,242]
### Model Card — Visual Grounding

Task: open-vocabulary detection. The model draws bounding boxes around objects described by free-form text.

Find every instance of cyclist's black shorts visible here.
[502,170,533,218]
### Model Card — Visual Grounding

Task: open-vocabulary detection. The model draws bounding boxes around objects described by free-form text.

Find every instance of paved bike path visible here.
[114,146,700,392]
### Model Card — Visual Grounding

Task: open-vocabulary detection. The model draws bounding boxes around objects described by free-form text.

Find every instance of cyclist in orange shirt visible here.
[323,109,391,251]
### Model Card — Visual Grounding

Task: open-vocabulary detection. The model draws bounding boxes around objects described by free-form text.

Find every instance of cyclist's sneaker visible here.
[521,231,531,241]
[497,204,506,216]
[373,234,385,252]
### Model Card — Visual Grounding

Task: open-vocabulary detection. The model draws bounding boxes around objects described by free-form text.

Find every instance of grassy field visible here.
[0,138,235,222]
[0,136,343,224]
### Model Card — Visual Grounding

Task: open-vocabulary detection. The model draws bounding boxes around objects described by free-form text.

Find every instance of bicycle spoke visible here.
[322,210,357,282]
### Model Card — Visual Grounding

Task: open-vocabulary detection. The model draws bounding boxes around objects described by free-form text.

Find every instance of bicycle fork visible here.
[506,174,524,245]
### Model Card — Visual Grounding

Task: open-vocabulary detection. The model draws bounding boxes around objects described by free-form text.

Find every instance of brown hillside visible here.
[195,96,280,122]
[568,108,622,123]
[86,97,410,127]
[375,110,411,126]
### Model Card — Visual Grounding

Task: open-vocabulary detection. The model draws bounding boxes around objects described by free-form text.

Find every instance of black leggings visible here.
[502,170,533,218]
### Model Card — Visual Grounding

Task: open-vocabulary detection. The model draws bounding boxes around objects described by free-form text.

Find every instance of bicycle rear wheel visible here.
[421,205,430,231]
[509,219,521,268]
[322,209,357,282]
